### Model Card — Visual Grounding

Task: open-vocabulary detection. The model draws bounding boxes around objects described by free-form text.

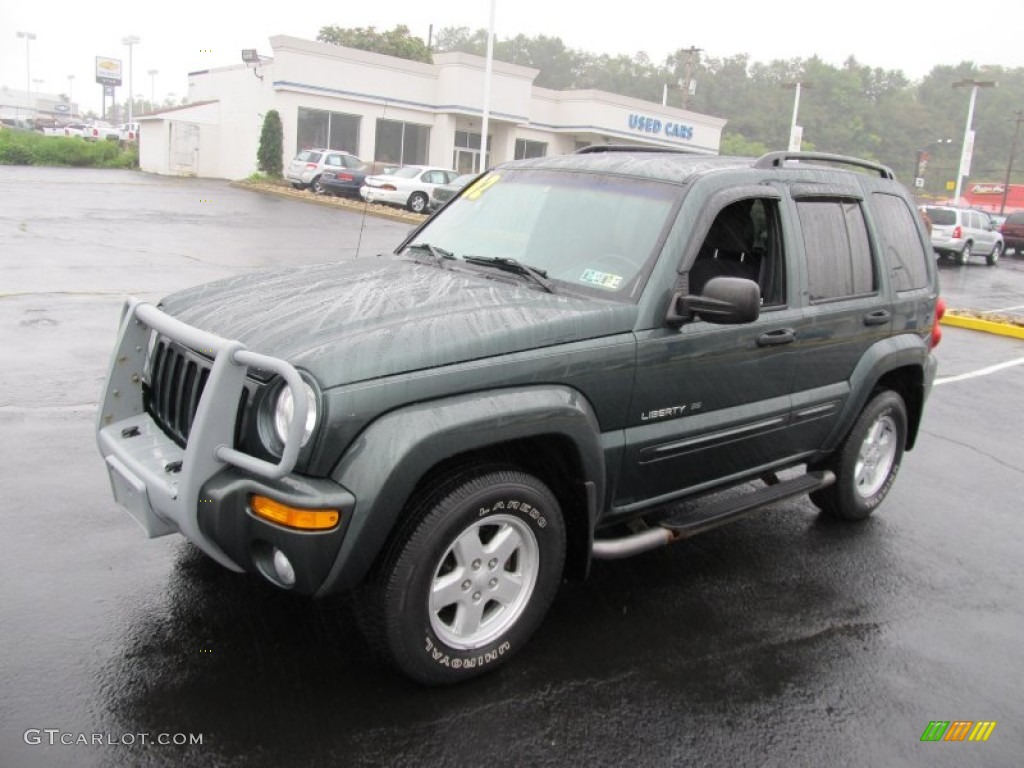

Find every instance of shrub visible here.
[257,110,284,176]
[0,130,138,169]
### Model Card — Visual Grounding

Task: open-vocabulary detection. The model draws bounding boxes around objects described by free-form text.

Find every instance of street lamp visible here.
[16,31,36,108]
[148,69,158,106]
[122,35,141,124]
[32,78,44,93]
[952,78,996,203]
[782,81,811,151]
[67,74,75,105]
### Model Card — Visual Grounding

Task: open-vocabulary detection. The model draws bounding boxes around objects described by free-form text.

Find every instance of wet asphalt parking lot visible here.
[2,167,1023,767]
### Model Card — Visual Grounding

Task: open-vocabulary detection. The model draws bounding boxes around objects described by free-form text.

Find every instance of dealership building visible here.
[138,35,727,179]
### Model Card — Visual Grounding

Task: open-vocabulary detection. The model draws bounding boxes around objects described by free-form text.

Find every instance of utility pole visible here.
[952,78,997,204]
[679,47,702,110]
[1001,111,1023,215]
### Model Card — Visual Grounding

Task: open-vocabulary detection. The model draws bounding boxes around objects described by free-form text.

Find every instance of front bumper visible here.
[96,298,325,578]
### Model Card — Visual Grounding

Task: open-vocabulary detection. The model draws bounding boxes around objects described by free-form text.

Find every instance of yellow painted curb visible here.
[941,313,1024,340]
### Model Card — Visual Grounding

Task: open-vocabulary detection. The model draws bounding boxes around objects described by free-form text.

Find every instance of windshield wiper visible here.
[462,255,556,294]
[406,243,455,268]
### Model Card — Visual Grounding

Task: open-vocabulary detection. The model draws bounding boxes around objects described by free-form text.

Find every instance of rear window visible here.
[1004,212,1024,225]
[873,193,930,291]
[295,151,321,163]
[925,208,956,226]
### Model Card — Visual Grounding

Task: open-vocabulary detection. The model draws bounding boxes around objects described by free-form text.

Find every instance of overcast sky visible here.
[2,1,1019,115]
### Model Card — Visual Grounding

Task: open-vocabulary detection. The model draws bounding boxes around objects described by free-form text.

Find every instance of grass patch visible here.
[0,129,138,168]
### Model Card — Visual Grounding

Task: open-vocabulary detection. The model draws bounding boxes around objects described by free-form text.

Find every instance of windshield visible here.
[392,166,424,179]
[925,207,956,226]
[404,169,677,299]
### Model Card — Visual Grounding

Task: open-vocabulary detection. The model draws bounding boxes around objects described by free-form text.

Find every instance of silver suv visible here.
[286,148,360,194]
[925,205,1004,266]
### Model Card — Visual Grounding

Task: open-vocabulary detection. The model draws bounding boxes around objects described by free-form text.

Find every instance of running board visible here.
[591,470,835,560]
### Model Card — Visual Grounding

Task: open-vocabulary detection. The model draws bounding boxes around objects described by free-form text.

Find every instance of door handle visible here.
[757,328,796,347]
[863,310,890,326]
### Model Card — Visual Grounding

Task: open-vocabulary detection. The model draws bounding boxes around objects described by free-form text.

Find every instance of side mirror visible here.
[666,276,761,326]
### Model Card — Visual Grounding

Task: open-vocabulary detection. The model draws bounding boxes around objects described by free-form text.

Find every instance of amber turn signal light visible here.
[250,495,339,530]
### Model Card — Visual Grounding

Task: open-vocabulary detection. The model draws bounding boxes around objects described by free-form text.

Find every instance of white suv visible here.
[925,206,1004,266]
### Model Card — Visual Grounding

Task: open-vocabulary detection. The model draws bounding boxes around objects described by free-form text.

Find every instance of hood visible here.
[158,258,637,387]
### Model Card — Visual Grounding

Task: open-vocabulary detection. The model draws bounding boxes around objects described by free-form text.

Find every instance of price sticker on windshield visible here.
[463,173,501,200]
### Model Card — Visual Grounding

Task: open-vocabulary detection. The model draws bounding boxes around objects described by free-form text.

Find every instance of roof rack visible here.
[754,151,894,180]
[575,144,696,155]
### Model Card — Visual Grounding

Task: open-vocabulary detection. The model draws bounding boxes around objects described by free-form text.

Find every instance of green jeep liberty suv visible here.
[97,149,943,684]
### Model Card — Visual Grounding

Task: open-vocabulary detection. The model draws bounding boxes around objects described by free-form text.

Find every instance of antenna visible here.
[354,99,388,259]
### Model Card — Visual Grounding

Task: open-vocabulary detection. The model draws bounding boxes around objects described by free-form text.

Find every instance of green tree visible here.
[317,25,431,63]
[257,109,284,177]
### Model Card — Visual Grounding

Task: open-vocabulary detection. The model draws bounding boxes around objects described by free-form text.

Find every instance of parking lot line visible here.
[935,356,1024,386]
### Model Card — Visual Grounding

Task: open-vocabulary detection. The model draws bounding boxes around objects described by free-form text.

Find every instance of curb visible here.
[941,313,1024,341]
[228,180,428,225]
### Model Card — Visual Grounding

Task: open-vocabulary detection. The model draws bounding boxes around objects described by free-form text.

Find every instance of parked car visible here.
[924,205,1003,265]
[119,123,140,142]
[427,173,477,213]
[83,122,119,142]
[318,154,372,198]
[97,148,942,685]
[63,122,89,138]
[361,165,460,213]
[998,211,1024,255]
[285,148,362,194]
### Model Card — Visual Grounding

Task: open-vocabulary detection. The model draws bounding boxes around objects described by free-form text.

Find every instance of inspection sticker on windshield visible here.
[580,269,623,290]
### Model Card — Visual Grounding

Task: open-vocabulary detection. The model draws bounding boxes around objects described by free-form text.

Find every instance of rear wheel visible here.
[408,191,429,213]
[987,242,1002,266]
[311,176,325,195]
[360,467,566,685]
[958,243,972,265]
[810,391,907,521]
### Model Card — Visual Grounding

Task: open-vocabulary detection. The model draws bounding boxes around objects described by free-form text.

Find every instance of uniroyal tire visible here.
[811,391,907,521]
[363,468,565,685]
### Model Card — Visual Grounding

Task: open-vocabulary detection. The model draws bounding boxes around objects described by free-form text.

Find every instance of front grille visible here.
[145,339,250,448]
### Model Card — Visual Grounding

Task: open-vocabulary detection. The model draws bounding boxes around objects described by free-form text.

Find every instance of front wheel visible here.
[361,468,566,685]
[987,242,1002,266]
[407,191,429,213]
[810,391,907,521]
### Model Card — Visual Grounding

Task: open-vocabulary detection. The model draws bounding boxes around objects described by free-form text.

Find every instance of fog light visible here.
[272,547,296,587]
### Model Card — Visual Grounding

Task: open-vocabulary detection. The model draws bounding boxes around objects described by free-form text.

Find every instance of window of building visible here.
[871,193,930,292]
[797,199,876,302]
[375,119,430,166]
[514,139,547,160]
[296,107,360,154]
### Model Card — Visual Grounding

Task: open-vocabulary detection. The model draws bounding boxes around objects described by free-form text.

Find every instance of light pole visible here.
[914,138,953,198]
[783,81,811,151]
[1000,112,1023,215]
[122,35,141,125]
[16,31,36,111]
[952,78,996,204]
[67,74,75,107]
[148,69,158,107]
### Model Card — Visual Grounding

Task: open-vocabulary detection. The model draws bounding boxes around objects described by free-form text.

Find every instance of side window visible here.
[423,171,441,184]
[871,193,930,291]
[689,198,786,307]
[797,199,875,302]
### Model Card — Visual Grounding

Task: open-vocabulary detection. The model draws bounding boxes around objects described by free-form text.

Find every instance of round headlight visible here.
[273,380,318,448]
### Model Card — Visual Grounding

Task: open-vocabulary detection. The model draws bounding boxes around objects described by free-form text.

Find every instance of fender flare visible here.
[315,385,605,595]
[819,333,934,455]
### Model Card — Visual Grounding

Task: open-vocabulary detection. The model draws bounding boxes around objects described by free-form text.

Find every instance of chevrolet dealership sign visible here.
[95,57,122,87]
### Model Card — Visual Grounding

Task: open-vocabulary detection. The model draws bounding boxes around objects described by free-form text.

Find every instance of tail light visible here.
[305,163,317,170]
[930,297,946,349]
[952,225,962,239]
[337,174,353,182]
